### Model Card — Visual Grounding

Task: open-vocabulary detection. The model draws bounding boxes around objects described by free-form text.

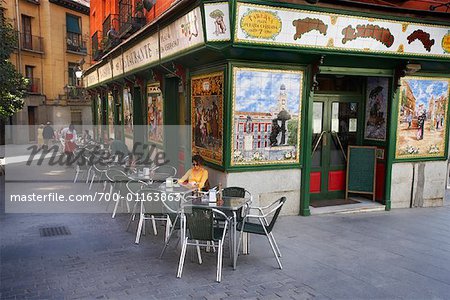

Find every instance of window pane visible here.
[66,15,81,33]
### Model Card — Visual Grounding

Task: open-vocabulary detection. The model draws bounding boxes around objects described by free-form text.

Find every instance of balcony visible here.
[26,77,41,94]
[102,14,120,53]
[92,30,103,61]
[118,0,146,38]
[66,32,87,55]
[20,33,44,53]
[65,86,90,105]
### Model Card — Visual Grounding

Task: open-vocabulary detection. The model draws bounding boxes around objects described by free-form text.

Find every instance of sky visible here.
[407,79,449,107]
[235,69,302,113]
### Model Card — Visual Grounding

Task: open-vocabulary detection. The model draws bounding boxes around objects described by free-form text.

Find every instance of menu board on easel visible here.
[346,146,376,200]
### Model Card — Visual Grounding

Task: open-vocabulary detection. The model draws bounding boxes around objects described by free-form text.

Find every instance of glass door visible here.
[310,95,361,200]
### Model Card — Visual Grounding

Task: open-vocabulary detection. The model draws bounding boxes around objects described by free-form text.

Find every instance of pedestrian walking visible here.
[43,122,55,149]
[61,124,77,166]
[37,124,44,148]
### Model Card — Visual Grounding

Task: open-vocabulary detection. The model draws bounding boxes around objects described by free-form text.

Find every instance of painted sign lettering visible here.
[342,24,394,48]
[293,18,327,40]
[407,29,435,52]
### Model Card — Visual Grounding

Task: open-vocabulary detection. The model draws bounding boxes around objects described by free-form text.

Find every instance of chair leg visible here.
[112,198,120,219]
[196,240,202,265]
[177,237,188,278]
[269,232,282,257]
[165,216,171,243]
[151,216,158,235]
[89,173,95,190]
[85,167,92,184]
[73,166,80,183]
[159,216,178,258]
[264,229,282,269]
[135,213,144,244]
[216,240,223,282]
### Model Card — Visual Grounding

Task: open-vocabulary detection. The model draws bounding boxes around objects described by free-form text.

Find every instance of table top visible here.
[128,172,173,182]
[186,195,250,211]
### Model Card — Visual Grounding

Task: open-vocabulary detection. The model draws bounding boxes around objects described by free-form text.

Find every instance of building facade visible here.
[84,0,450,215]
[4,0,91,144]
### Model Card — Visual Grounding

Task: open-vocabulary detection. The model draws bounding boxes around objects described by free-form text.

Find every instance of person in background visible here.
[61,124,77,166]
[82,130,92,143]
[108,132,129,161]
[37,124,44,148]
[178,154,209,191]
[42,122,55,149]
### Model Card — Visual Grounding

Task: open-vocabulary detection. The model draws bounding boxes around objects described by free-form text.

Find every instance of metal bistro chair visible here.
[152,164,177,182]
[111,173,132,218]
[236,197,286,269]
[133,187,171,244]
[177,206,230,282]
[159,190,186,258]
[105,167,127,212]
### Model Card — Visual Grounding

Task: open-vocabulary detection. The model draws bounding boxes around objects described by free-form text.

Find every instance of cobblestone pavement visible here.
[1,160,450,299]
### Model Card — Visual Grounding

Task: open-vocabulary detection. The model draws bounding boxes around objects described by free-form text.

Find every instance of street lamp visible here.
[74,66,83,79]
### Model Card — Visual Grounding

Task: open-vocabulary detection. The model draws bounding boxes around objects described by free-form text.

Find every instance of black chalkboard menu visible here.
[346,146,376,201]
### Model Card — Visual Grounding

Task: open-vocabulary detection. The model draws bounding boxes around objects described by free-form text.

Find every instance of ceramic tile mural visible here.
[147,83,164,145]
[204,2,231,42]
[232,67,303,165]
[191,72,224,165]
[107,92,115,139]
[396,77,449,159]
[364,77,389,141]
[123,87,133,149]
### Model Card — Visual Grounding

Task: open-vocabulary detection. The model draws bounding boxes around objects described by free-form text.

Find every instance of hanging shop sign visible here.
[98,62,112,82]
[85,70,99,87]
[160,7,204,59]
[395,77,449,159]
[235,3,450,58]
[204,2,231,42]
[122,34,159,74]
[112,56,124,78]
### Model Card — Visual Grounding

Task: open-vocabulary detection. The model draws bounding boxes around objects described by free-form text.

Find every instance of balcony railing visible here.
[20,33,44,53]
[26,77,41,94]
[65,85,87,100]
[92,30,103,61]
[66,32,87,55]
[119,0,146,38]
[102,14,120,52]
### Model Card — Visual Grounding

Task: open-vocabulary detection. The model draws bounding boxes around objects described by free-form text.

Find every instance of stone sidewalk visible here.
[1,161,450,299]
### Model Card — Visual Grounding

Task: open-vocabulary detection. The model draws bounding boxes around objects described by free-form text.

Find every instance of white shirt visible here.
[61,127,77,142]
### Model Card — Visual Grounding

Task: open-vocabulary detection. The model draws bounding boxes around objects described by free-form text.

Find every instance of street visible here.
[1,161,450,299]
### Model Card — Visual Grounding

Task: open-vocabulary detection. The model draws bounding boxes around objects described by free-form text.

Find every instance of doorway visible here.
[309,75,364,202]
[28,106,37,142]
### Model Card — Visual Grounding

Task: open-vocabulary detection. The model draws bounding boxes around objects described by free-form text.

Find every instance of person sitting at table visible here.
[108,132,129,162]
[178,154,209,191]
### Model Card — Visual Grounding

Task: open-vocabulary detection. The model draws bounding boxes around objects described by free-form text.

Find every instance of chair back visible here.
[105,168,126,183]
[185,207,214,241]
[126,180,145,195]
[153,165,177,180]
[113,174,131,194]
[267,197,286,233]
[222,187,246,198]
[140,188,165,215]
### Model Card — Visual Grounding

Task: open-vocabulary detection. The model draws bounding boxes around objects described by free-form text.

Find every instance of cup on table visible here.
[143,167,150,176]
[166,177,173,188]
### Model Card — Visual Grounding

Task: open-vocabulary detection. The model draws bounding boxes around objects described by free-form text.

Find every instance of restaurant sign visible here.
[235,3,450,58]
[160,7,204,59]
[85,70,99,87]
[112,56,124,78]
[98,62,112,82]
[122,34,159,74]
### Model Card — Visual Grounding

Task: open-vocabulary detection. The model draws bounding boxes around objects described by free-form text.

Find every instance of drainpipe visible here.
[15,0,21,72]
